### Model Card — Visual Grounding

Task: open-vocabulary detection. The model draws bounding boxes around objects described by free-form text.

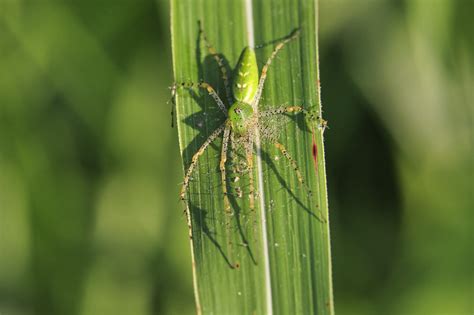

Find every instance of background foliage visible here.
[0,0,472,315]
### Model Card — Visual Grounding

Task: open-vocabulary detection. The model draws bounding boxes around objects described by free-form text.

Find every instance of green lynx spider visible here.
[173,26,325,215]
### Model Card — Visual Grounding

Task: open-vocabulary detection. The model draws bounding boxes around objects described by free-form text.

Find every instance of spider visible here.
[172,24,325,216]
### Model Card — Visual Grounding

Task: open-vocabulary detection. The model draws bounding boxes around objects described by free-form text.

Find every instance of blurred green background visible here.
[0,0,471,315]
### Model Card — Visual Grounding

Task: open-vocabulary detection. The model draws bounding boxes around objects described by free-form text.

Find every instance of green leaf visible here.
[170,0,334,314]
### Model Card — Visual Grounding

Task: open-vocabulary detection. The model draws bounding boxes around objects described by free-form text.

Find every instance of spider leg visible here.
[244,135,258,242]
[198,21,233,105]
[258,105,307,117]
[245,137,255,212]
[258,106,327,130]
[273,141,312,197]
[262,108,327,222]
[220,123,232,213]
[252,29,301,108]
[180,123,226,201]
[171,81,228,115]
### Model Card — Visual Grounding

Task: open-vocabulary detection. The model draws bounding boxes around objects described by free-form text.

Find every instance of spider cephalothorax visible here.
[228,102,254,135]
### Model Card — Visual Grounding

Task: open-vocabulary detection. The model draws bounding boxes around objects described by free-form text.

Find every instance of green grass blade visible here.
[170,0,333,314]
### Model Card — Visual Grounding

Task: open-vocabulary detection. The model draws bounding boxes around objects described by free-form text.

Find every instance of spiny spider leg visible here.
[252,29,301,108]
[261,105,328,222]
[258,105,312,117]
[258,105,327,130]
[228,140,245,199]
[171,81,228,115]
[180,123,226,201]
[245,137,255,211]
[274,142,312,197]
[198,21,233,105]
[220,124,232,214]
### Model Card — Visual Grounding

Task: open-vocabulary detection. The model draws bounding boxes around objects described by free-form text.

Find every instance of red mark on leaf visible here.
[311,126,318,175]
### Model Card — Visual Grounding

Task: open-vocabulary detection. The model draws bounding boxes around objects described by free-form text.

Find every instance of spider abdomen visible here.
[232,47,259,104]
